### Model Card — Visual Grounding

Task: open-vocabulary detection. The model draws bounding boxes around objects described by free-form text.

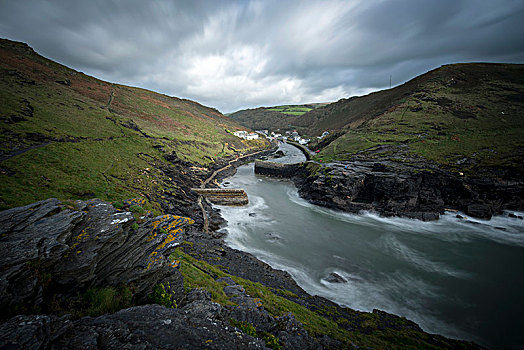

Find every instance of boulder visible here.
[325,272,347,284]
[466,203,492,220]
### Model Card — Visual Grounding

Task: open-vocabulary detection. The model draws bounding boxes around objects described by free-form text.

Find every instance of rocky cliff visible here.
[0,198,188,316]
[292,156,523,220]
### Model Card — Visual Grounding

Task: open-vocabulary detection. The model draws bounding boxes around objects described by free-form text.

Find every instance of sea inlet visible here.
[215,142,524,349]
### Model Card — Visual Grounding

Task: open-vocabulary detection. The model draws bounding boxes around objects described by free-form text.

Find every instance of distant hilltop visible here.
[228,102,332,131]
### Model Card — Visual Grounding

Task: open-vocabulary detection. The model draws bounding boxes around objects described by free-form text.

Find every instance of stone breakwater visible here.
[255,158,523,220]
[284,141,312,160]
[192,188,249,206]
[254,160,302,178]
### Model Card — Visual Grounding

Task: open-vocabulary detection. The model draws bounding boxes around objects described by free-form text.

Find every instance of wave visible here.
[380,234,471,278]
[252,254,473,343]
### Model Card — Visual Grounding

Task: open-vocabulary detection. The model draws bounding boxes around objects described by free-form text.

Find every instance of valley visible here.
[1,38,523,349]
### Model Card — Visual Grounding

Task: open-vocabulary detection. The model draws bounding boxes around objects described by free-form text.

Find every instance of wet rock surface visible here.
[324,273,347,284]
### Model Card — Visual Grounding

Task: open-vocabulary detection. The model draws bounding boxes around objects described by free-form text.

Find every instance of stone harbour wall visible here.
[254,160,303,178]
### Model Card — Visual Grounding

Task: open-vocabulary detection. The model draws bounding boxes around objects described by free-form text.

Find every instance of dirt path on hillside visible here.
[106,85,114,109]
[0,142,50,163]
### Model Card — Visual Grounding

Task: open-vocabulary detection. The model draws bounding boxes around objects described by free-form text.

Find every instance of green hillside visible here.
[229,103,329,131]
[0,38,269,211]
[300,63,524,172]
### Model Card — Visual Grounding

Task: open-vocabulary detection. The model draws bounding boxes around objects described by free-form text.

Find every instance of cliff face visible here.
[292,157,523,220]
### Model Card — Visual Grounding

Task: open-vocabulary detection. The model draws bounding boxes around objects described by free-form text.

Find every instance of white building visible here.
[298,138,310,145]
[233,130,259,140]
[233,130,248,138]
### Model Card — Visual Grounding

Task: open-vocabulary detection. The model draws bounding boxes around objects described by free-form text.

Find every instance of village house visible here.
[233,130,259,140]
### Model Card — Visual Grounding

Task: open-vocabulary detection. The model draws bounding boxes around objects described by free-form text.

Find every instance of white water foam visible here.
[253,248,471,342]
[286,186,524,247]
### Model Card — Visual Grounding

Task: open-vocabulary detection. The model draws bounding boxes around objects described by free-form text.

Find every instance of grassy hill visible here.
[0,38,269,211]
[299,63,524,173]
[229,103,329,131]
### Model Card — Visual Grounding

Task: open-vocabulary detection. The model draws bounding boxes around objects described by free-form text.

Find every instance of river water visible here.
[216,143,524,349]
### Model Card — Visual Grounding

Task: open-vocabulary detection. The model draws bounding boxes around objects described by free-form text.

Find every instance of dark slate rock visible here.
[264,232,284,243]
[0,304,267,349]
[291,158,523,221]
[229,295,278,334]
[185,288,212,304]
[276,312,323,350]
[0,314,73,349]
[466,203,492,220]
[324,272,347,284]
[223,284,246,297]
[0,199,193,317]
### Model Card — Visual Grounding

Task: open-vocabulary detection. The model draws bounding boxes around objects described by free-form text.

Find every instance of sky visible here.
[1,0,524,113]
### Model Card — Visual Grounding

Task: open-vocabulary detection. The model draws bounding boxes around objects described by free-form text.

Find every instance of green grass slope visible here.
[229,103,329,131]
[301,63,524,172]
[0,38,269,210]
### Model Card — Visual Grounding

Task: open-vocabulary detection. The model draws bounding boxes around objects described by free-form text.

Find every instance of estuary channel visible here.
[216,143,524,349]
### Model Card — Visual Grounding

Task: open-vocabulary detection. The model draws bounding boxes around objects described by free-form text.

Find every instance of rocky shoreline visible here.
[291,158,523,221]
[0,197,482,349]
[252,143,523,221]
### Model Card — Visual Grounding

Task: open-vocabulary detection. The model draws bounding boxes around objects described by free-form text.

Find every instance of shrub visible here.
[261,332,282,350]
[112,200,124,209]
[230,319,281,349]
[150,282,177,308]
[129,205,145,214]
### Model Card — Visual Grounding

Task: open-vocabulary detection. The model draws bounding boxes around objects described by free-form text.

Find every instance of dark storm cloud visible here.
[1,0,524,112]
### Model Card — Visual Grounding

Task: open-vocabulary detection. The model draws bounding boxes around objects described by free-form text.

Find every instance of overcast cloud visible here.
[1,0,524,113]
